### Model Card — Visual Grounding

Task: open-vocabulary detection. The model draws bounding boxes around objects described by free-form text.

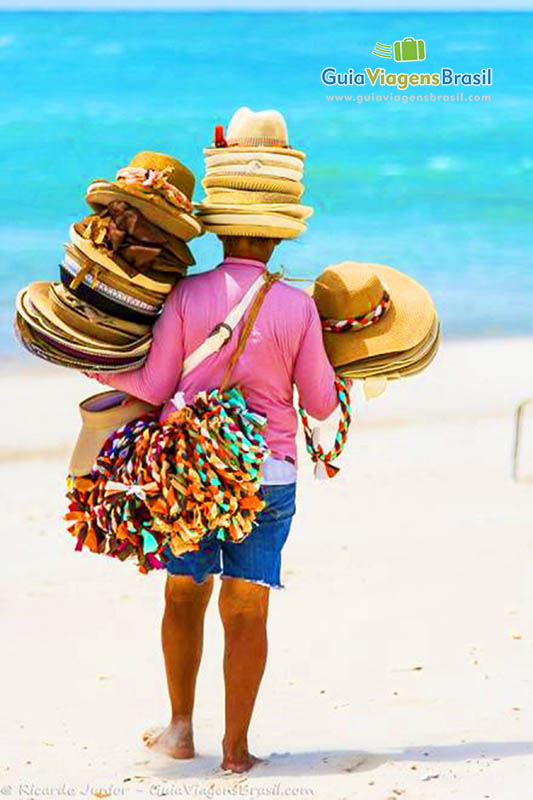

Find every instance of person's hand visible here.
[83,371,104,383]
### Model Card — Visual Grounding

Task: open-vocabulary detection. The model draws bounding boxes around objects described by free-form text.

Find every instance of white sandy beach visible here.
[2,335,533,800]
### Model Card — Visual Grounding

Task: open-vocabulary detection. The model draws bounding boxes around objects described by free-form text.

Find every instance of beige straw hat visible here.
[203,107,306,159]
[204,188,301,205]
[62,244,167,309]
[340,321,441,379]
[69,224,178,294]
[49,283,150,346]
[196,203,313,220]
[69,390,157,476]
[203,218,307,239]
[308,261,437,368]
[86,151,203,241]
[199,107,312,239]
[15,314,148,372]
[17,284,152,356]
[202,174,304,196]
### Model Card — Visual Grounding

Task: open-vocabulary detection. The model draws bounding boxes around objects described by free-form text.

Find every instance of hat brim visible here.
[205,165,303,182]
[338,325,441,380]
[196,203,313,221]
[29,282,141,348]
[69,224,180,294]
[337,319,440,377]
[202,174,304,196]
[50,284,150,345]
[59,263,159,326]
[201,223,305,240]
[308,263,437,366]
[205,151,304,170]
[63,245,166,307]
[69,390,156,476]
[204,145,306,160]
[86,181,203,242]
[15,314,147,372]
[204,189,301,205]
[17,286,152,356]
[198,211,306,229]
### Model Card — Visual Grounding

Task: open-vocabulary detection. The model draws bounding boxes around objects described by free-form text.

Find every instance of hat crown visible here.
[128,151,195,200]
[313,262,387,320]
[226,107,289,148]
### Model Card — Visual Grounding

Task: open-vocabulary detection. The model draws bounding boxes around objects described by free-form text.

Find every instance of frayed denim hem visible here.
[220,574,286,590]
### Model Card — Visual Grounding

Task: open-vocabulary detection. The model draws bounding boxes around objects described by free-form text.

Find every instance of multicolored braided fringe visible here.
[321,291,391,333]
[298,377,352,479]
[64,386,270,574]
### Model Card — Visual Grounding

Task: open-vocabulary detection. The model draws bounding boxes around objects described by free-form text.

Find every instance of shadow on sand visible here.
[147,740,533,779]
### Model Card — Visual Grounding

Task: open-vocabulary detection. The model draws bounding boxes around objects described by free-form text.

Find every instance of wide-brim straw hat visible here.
[205,161,303,183]
[31,281,144,348]
[204,188,301,205]
[16,284,152,356]
[86,151,203,242]
[203,107,306,160]
[200,216,307,239]
[69,390,157,476]
[338,320,441,379]
[15,314,147,372]
[196,203,313,221]
[205,151,305,170]
[308,261,437,368]
[202,174,304,196]
[48,282,150,347]
[69,224,179,294]
[78,209,195,269]
[61,245,165,321]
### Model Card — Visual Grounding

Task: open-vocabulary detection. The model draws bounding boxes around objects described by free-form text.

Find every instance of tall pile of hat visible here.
[195,106,313,239]
[309,261,440,383]
[15,152,202,371]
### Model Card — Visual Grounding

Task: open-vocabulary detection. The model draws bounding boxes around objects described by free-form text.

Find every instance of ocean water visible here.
[1,10,532,354]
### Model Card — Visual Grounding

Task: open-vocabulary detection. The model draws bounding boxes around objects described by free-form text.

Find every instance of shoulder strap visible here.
[181,272,268,379]
[220,271,280,392]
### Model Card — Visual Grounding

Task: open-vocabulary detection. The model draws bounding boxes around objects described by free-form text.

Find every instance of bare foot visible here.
[143,717,195,759]
[221,752,263,773]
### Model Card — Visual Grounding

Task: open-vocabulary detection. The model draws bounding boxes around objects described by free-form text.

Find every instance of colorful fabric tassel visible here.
[298,377,352,479]
[65,386,270,574]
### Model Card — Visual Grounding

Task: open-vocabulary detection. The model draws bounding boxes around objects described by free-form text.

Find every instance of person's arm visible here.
[85,284,184,405]
[293,298,348,420]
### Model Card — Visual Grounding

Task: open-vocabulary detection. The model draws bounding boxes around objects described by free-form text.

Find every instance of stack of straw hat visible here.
[195,107,313,239]
[309,261,440,382]
[15,152,202,371]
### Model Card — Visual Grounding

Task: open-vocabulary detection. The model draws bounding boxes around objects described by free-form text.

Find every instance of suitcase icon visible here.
[393,37,426,62]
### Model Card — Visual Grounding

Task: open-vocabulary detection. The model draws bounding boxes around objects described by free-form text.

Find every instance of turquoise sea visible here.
[1,10,532,354]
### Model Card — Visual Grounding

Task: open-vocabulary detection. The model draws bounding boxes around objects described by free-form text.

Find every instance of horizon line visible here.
[1,5,532,10]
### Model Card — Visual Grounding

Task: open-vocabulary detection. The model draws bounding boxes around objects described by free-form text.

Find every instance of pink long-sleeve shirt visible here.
[89,257,339,468]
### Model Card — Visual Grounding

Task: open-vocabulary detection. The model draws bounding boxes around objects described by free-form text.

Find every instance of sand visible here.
[2,336,533,799]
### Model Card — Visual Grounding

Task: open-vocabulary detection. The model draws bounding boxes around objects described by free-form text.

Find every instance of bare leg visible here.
[143,574,214,758]
[219,577,270,772]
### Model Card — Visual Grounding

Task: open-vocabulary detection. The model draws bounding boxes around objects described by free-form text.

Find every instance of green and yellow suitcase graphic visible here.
[393,37,426,62]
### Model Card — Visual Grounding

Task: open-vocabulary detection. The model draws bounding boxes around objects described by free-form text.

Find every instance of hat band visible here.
[116,167,193,213]
[227,137,290,148]
[62,254,160,314]
[321,291,391,333]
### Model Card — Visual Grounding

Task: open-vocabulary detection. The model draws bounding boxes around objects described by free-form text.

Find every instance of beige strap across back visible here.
[181,271,276,379]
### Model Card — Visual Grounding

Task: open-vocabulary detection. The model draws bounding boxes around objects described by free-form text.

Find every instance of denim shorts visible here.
[164,483,296,589]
